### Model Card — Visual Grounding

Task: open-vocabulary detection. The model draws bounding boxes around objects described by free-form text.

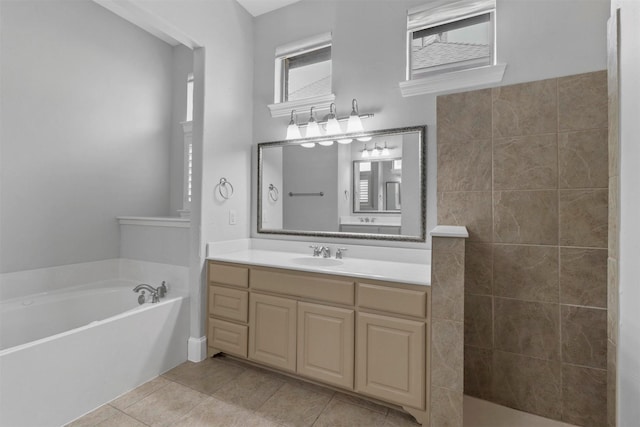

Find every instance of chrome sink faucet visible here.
[320,246,331,258]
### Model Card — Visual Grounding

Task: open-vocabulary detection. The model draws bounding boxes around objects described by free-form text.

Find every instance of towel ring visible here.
[218,177,234,200]
[268,184,279,202]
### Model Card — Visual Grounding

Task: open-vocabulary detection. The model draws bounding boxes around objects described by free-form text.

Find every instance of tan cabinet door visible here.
[356,312,425,409]
[297,302,355,389]
[249,293,297,372]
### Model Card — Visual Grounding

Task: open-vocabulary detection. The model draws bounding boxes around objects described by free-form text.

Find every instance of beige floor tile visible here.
[96,410,148,427]
[213,365,285,410]
[122,381,209,426]
[313,398,387,427]
[256,381,333,426]
[66,405,121,427]
[163,358,244,395]
[111,376,171,410]
[333,392,389,415]
[384,409,421,427]
[174,396,281,427]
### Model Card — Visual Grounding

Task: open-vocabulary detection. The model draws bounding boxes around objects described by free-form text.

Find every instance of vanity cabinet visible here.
[207,260,430,424]
[248,293,297,372]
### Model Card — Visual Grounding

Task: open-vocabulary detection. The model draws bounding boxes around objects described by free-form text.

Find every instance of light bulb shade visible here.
[325,117,342,135]
[381,147,390,156]
[305,120,321,138]
[371,148,380,157]
[337,138,353,144]
[347,113,364,133]
[361,149,369,158]
[300,142,315,148]
[286,123,301,140]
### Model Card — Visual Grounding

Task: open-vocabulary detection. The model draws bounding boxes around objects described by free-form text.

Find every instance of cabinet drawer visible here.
[358,283,427,318]
[208,262,248,288]
[251,269,354,306]
[208,318,248,358]
[209,286,248,323]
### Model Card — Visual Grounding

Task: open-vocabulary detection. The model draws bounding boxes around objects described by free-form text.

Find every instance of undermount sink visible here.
[291,257,344,267]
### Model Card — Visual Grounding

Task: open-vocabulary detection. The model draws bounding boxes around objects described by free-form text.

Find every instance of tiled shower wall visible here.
[436,71,608,426]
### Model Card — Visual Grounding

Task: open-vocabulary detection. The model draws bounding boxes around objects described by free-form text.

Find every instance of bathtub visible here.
[0,279,189,427]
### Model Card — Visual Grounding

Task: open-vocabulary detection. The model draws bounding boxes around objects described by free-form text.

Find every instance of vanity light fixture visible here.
[371,145,381,157]
[381,142,390,156]
[286,110,302,140]
[305,107,321,138]
[361,144,370,158]
[283,99,374,143]
[348,99,372,142]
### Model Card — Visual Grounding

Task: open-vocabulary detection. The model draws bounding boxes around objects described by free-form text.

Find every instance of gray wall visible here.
[0,0,174,273]
[252,0,609,248]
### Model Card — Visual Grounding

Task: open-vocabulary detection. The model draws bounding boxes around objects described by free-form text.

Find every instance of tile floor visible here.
[68,356,577,427]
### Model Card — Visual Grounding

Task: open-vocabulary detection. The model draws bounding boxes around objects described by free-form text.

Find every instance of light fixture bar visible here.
[295,113,374,129]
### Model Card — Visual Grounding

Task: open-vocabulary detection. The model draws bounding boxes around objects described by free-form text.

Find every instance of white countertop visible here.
[207,249,430,286]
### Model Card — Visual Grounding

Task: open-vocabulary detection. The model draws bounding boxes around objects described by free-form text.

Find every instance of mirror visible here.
[257,125,426,242]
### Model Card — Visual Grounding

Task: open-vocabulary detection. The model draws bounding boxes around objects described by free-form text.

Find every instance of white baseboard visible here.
[187,336,207,362]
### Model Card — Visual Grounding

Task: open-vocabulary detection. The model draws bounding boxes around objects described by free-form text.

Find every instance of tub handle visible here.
[138,291,146,305]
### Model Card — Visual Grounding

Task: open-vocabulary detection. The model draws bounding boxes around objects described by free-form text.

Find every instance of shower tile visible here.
[464,294,493,349]
[173,396,278,427]
[430,386,463,427]
[438,191,493,243]
[561,305,607,369]
[493,134,558,190]
[493,190,558,245]
[437,138,492,191]
[492,78,557,138]
[212,365,285,410]
[123,381,210,426]
[561,364,607,427]
[313,398,387,427]
[110,376,171,410]
[465,243,493,296]
[559,189,608,248]
[494,298,560,360]
[437,88,492,142]
[432,238,464,322]
[558,129,608,189]
[431,318,464,391]
[255,381,333,426]
[559,247,607,308]
[492,351,562,420]
[464,346,493,401]
[493,244,559,303]
[558,71,608,132]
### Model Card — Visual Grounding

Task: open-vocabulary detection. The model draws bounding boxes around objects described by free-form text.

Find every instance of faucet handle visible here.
[309,245,320,257]
[336,248,348,259]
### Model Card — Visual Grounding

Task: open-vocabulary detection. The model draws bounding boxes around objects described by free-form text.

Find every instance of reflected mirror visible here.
[257,125,426,242]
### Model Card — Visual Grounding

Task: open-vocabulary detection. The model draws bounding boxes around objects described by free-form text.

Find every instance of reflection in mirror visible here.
[257,126,426,242]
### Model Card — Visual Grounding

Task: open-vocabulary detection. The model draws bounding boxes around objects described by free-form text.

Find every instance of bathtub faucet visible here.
[157,281,167,298]
[133,284,160,303]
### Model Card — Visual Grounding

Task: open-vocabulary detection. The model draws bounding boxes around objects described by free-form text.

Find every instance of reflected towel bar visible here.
[288,191,324,197]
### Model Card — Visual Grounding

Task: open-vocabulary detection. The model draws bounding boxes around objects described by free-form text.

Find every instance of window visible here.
[400,0,504,97]
[269,33,334,117]
[408,0,495,78]
[186,72,194,122]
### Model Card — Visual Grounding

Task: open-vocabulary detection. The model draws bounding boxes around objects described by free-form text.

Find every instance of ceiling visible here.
[236,0,302,17]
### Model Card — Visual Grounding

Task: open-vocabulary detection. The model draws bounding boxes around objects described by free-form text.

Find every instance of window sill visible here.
[399,63,507,97]
[268,93,336,118]
[117,216,190,228]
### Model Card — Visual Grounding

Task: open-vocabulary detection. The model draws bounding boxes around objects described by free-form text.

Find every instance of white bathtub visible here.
[0,279,189,427]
